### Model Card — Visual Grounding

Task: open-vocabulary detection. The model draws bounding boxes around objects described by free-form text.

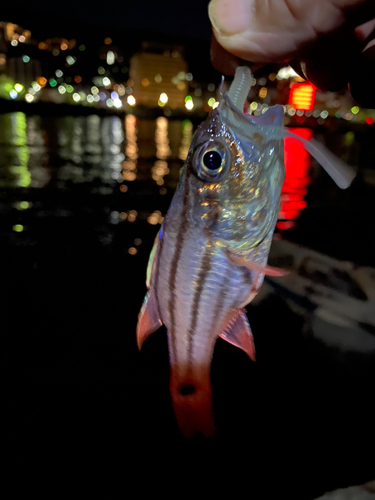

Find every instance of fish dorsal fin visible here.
[219,308,256,361]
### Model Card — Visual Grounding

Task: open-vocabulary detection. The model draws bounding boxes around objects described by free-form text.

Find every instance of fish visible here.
[136,66,355,438]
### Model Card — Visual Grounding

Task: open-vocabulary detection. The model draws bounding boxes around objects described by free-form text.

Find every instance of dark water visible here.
[2,111,374,497]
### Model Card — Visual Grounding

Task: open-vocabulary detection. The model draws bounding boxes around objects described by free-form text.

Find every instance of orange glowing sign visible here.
[289,83,316,111]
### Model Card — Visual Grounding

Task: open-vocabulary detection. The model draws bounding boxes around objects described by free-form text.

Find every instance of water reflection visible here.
[278,128,312,229]
[152,116,171,186]
[0,112,30,188]
[178,119,193,161]
[1,110,374,265]
[122,114,138,182]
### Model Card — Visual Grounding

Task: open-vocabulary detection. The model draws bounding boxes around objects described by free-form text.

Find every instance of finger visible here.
[297,29,363,91]
[210,34,264,76]
[349,31,375,108]
[210,35,243,76]
[354,18,375,40]
[208,0,375,63]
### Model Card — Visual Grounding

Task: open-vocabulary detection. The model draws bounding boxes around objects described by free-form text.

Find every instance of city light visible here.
[1,20,372,124]
[277,66,299,80]
[13,224,23,232]
[37,77,47,87]
[159,93,168,104]
[185,100,194,110]
[127,95,136,106]
[107,51,115,65]
[289,83,316,111]
[66,55,76,65]
[31,82,41,92]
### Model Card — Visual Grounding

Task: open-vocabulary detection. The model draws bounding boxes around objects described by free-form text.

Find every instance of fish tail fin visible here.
[170,364,215,439]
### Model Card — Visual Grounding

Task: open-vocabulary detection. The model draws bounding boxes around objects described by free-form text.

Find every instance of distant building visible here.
[130,43,188,108]
[0,21,38,86]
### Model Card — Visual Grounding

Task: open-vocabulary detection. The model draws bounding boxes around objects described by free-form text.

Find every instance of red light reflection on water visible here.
[277,128,312,229]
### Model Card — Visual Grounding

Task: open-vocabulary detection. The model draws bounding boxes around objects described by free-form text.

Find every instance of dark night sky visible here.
[3,0,213,40]
[2,0,217,80]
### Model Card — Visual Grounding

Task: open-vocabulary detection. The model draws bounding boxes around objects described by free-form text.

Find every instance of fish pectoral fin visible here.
[219,309,256,361]
[225,250,288,277]
[136,289,162,350]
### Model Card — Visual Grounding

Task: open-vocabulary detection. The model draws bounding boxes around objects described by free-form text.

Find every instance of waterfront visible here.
[2,110,374,498]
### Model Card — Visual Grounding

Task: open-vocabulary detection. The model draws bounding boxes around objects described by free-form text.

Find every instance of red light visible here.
[289,83,316,111]
[366,117,374,125]
[279,128,312,227]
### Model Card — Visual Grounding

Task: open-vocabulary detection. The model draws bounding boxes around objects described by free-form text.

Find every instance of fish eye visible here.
[202,150,223,171]
[193,142,228,182]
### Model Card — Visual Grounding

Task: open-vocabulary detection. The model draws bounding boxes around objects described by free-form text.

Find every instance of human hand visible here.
[208,0,375,108]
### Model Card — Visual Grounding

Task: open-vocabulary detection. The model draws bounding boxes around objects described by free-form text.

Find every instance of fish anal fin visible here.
[136,290,162,350]
[219,309,256,361]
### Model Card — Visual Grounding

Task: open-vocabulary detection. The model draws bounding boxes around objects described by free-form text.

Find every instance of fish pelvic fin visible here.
[226,250,288,277]
[219,308,256,361]
[136,289,162,350]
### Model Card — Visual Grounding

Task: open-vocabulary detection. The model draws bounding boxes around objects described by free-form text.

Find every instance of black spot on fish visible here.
[180,384,196,396]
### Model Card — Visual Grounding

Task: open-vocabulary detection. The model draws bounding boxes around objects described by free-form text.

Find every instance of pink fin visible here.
[219,309,256,361]
[136,290,162,349]
[226,251,288,277]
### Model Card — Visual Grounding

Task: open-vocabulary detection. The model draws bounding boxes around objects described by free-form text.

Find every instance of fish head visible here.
[183,69,285,252]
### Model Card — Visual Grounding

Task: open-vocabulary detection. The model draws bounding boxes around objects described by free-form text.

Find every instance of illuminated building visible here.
[130,43,188,108]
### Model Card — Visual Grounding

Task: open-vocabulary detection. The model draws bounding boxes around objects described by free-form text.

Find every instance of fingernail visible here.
[208,0,251,37]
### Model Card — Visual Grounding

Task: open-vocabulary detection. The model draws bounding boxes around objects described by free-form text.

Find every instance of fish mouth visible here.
[219,66,284,137]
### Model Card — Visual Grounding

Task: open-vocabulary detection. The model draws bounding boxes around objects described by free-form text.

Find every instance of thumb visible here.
[208,0,375,63]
